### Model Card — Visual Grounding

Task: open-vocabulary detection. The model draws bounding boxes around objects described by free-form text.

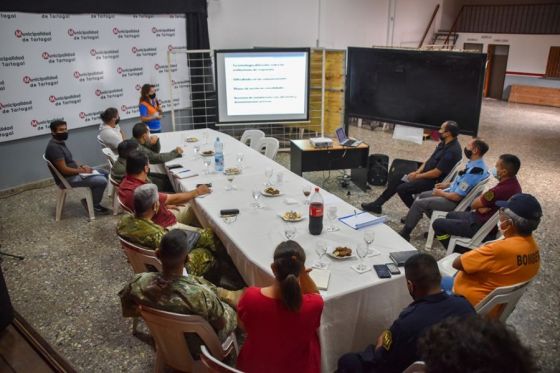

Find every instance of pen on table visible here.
[354,209,357,217]
[176,169,191,174]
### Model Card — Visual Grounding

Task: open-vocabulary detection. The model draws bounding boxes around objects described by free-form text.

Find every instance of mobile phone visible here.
[373,264,392,279]
[196,183,212,188]
[167,164,182,169]
[385,263,401,275]
[220,209,239,216]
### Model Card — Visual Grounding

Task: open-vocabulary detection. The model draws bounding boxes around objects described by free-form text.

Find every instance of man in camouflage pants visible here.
[119,229,240,354]
[117,183,217,279]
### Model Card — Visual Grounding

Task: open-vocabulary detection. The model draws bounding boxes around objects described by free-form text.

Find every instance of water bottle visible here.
[214,137,224,172]
[308,187,324,235]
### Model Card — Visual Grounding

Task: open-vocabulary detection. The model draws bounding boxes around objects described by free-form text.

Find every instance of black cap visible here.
[496,193,542,220]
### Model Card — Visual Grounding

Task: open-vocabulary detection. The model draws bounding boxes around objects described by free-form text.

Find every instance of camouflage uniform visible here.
[131,137,180,164]
[116,214,217,278]
[119,272,238,354]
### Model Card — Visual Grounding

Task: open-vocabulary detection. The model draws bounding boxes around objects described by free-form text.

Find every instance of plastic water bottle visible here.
[214,137,224,172]
[308,187,324,235]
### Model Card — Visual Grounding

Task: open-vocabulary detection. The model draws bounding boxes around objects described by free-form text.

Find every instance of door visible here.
[463,43,483,52]
[485,44,510,100]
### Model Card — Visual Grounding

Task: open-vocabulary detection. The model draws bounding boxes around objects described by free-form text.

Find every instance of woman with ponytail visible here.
[236,240,324,373]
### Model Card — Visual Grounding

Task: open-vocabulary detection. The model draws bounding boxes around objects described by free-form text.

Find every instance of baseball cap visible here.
[496,193,542,220]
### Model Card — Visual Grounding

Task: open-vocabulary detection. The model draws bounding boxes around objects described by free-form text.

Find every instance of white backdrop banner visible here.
[0,12,191,143]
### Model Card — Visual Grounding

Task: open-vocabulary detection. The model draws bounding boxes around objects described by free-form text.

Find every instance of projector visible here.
[309,137,333,148]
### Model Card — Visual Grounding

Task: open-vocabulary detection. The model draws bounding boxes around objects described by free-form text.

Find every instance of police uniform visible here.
[433,176,522,250]
[402,159,488,233]
[337,292,475,373]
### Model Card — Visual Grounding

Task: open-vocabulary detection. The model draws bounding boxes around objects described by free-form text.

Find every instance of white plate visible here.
[200,151,214,157]
[261,189,283,197]
[326,249,355,260]
[279,212,305,222]
[185,137,199,143]
[224,168,241,175]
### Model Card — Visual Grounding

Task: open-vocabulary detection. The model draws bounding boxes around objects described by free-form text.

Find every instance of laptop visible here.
[336,127,362,147]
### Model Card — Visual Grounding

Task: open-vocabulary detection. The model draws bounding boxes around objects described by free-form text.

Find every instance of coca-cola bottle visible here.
[308,187,324,235]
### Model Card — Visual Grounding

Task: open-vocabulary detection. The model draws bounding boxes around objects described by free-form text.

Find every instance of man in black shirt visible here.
[337,253,475,373]
[45,120,109,214]
[362,121,462,214]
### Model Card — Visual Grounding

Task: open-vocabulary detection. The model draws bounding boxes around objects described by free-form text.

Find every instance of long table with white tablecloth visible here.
[156,129,416,372]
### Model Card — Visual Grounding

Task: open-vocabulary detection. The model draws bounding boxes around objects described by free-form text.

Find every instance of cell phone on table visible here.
[385,263,401,275]
[373,264,392,279]
[168,164,182,169]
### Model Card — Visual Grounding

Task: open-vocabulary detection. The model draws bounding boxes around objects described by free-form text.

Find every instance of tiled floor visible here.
[1,99,559,372]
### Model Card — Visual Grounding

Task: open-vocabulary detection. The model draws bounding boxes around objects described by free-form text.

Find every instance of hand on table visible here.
[196,184,211,196]
[150,135,159,144]
[175,146,184,154]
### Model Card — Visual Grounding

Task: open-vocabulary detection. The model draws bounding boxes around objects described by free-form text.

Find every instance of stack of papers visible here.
[338,212,387,230]
[170,168,198,179]
[309,269,331,290]
[79,170,101,178]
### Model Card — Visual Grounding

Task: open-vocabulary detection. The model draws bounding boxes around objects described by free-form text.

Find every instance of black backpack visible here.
[367,154,389,186]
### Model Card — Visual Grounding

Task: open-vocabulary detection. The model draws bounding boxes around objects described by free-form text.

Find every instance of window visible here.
[545,47,560,78]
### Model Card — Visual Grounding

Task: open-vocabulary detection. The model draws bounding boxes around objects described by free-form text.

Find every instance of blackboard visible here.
[345,47,486,136]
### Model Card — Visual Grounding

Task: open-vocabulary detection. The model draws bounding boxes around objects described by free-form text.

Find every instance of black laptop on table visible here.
[336,127,362,147]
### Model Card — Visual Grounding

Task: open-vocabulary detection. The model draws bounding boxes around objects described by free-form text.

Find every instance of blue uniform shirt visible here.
[139,101,161,133]
[445,158,488,197]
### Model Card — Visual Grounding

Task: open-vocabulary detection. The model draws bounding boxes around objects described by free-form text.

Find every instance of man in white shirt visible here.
[98,107,125,153]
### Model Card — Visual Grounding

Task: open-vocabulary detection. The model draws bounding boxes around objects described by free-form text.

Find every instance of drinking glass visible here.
[203,157,212,175]
[326,205,339,232]
[264,167,274,186]
[236,152,245,169]
[356,243,368,271]
[202,130,209,145]
[283,221,297,240]
[192,145,200,160]
[363,230,379,257]
[251,188,262,209]
[302,185,312,205]
[225,174,235,191]
[276,171,284,186]
[314,240,328,269]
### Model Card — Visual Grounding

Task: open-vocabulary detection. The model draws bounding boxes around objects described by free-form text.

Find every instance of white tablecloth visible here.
[157,129,416,372]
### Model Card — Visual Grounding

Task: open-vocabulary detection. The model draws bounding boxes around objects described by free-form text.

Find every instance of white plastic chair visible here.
[437,252,461,278]
[43,154,95,221]
[425,176,490,249]
[446,211,500,256]
[256,137,280,159]
[139,305,238,373]
[101,148,117,198]
[200,345,244,373]
[109,175,122,215]
[475,281,531,321]
[240,129,265,150]
[441,161,462,184]
[402,361,426,373]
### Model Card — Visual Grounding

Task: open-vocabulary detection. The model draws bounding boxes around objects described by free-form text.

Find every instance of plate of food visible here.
[185,137,199,143]
[261,187,282,197]
[224,167,241,175]
[327,246,355,260]
[280,210,304,222]
[201,150,215,157]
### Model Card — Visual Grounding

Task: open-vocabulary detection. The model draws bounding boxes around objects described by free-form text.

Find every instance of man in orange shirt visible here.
[449,193,542,317]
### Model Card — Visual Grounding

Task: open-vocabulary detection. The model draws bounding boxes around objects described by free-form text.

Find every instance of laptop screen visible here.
[335,127,348,142]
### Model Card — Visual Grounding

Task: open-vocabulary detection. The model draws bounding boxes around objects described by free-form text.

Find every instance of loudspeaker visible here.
[367,154,389,186]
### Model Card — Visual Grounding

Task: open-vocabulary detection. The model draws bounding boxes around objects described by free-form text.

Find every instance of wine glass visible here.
[326,205,339,232]
[363,230,379,257]
[192,145,200,160]
[314,240,328,269]
[283,221,297,240]
[203,157,212,175]
[356,243,368,271]
[202,130,209,145]
[276,171,284,186]
[225,174,235,191]
[236,152,245,169]
[251,188,262,209]
[264,167,274,186]
[302,185,312,205]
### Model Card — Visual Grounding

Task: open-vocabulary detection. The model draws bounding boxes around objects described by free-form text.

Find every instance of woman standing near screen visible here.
[138,83,163,133]
[236,240,324,373]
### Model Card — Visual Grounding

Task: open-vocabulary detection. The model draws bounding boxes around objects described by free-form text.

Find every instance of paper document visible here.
[309,269,331,290]
[339,212,387,230]
[170,168,198,179]
[79,170,101,178]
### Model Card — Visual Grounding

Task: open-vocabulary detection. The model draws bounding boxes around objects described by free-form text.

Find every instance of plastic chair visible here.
[240,129,265,150]
[200,345,244,373]
[441,161,462,184]
[475,281,531,322]
[425,176,490,249]
[402,361,426,373]
[139,305,238,373]
[43,154,95,221]
[101,147,117,165]
[446,211,499,256]
[437,252,461,278]
[109,175,122,215]
[117,236,162,273]
[255,137,280,159]
[117,194,134,214]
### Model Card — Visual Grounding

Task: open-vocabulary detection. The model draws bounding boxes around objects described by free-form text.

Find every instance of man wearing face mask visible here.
[398,139,489,241]
[362,121,462,214]
[139,83,163,133]
[337,253,474,373]
[98,107,125,154]
[445,193,542,318]
[432,154,522,251]
[131,122,183,165]
[45,120,109,214]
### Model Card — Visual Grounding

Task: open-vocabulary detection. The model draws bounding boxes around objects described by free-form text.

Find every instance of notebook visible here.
[338,212,387,230]
[309,269,331,290]
[170,168,198,179]
[389,250,418,266]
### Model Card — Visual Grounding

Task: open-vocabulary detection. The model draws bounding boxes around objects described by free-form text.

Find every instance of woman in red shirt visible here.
[236,240,324,373]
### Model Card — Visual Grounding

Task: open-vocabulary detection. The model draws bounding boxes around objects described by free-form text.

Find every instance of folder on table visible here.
[338,212,387,230]
[309,269,331,290]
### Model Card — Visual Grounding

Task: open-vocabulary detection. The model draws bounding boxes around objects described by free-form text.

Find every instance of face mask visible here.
[497,219,510,234]
[490,167,500,180]
[53,132,68,141]
[149,93,156,99]
[463,147,473,159]
[115,117,120,125]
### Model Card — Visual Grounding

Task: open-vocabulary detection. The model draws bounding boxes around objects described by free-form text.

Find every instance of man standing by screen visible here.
[361,121,462,214]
